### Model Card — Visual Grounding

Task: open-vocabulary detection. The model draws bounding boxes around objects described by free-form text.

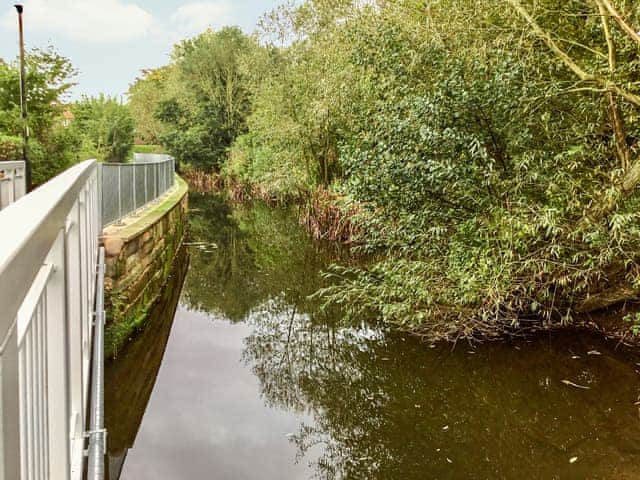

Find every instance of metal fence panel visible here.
[100,165,120,227]
[134,164,146,211]
[99,155,175,227]
[120,166,134,219]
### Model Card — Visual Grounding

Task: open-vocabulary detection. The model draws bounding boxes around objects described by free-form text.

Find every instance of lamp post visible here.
[15,4,31,190]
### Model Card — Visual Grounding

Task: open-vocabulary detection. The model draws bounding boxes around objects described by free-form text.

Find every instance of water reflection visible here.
[105,247,189,479]
[109,193,640,479]
[244,310,640,478]
[183,193,349,320]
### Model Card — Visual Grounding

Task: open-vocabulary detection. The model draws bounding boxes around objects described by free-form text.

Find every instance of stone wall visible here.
[101,176,189,358]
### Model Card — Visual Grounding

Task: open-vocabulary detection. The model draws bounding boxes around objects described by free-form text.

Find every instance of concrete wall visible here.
[101,176,189,358]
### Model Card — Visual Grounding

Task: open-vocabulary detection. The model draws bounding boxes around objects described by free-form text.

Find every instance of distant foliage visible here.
[127,68,170,145]
[127,27,258,172]
[70,95,135,163]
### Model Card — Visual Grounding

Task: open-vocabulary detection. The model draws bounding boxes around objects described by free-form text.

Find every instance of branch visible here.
[596,0,630,170]
[598,0,640,47]
[507,0,640,108]
[506,0,592,80]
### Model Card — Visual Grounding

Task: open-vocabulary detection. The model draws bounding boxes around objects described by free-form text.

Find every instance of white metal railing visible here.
[99,155,175,227]
[0,159,100,480]
[0,160,26,210]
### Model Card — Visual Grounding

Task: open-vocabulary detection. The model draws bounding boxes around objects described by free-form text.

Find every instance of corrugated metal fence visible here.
[99,155,175,227]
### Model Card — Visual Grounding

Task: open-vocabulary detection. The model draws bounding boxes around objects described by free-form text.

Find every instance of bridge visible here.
[0,155,176,480]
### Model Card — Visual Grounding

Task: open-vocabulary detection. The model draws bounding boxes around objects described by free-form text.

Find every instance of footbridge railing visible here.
[0,160,26,210]
[0,159,102,480]
[0,154,176,479]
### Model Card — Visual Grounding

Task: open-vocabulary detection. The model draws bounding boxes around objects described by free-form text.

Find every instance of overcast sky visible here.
[0,0,283,100]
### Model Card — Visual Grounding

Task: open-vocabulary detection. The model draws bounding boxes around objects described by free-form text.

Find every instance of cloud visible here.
[170,2,233,36]
[1,0,153,43]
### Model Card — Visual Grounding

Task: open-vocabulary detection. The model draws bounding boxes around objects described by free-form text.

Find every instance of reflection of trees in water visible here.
[183,193,345,321]
[243,302,640,479]
[105,248,189,480]
[184,194,640,479]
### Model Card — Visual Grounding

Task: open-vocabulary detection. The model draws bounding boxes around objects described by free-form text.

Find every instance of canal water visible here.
[106,193,640,479]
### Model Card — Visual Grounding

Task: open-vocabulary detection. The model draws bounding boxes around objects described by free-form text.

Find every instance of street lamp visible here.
[14,4,31,190]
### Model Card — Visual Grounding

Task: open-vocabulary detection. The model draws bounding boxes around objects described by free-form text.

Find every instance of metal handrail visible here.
[87,247,106,480]
[0,159,97,341]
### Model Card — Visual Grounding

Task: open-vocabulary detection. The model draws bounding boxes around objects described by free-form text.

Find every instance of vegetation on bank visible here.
[1,49,135,184]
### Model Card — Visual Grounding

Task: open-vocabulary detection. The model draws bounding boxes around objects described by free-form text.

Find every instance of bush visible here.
[70,95,135,163]
[0,135,22,161]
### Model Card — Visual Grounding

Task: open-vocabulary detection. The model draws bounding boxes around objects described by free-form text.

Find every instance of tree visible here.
[149,27,258,171]
[127,67,170,144]
[233,0,640,338]
[0,47,78,184]
[70,95,135,163]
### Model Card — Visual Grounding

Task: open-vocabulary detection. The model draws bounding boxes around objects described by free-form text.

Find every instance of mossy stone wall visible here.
[102,176,188,358]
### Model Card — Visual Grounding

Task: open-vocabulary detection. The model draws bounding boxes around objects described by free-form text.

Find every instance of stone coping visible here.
[101,174,188,254]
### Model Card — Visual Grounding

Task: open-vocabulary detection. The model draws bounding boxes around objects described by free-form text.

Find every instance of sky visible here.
[0,0,283,100]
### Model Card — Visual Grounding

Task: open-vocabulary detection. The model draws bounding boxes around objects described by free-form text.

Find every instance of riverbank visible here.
[182,174,640,348]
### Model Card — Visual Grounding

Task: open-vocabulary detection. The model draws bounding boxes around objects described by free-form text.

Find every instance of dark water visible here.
[106,193,640,479]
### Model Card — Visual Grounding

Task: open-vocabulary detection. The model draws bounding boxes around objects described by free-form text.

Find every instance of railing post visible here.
[144,165,148,205]
[45,230,70,479]
[97,164,103,229]
[0,325,21,480]
[64,203,85,475]
[117,165,122,222]
[10,169,16,205]
[132,164,137,211]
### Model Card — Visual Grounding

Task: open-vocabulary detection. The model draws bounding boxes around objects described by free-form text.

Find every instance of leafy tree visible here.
[0,47,78,184]
[234,0,640,338]
[146,27,258,171]
[133,0,640,338]
[127,67,170,144]
[70,95,135,163]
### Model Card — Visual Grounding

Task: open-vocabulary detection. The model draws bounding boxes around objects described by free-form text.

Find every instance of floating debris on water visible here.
[561,379,590,390]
